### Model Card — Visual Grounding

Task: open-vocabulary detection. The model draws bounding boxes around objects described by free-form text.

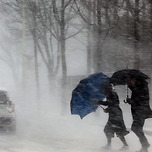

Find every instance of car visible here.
[0,90,16,132]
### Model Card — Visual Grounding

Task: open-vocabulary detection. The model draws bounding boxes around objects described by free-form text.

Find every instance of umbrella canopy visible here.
[70,73,110,119]
[110,69,150,85]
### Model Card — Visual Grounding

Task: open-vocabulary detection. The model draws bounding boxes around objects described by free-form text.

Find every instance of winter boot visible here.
[102,144,111,150]
[119,145,129,151]
[136,147,148,152]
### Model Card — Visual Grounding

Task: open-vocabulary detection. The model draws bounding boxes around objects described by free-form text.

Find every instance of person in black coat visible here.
[93,83,129,150]
[126,78,152,152]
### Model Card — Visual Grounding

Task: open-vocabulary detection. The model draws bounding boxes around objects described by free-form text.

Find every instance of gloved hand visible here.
[103,107,109,113]
[92,98,99,103]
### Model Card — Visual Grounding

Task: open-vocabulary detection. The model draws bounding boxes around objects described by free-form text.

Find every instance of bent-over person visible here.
[93,83,129,150]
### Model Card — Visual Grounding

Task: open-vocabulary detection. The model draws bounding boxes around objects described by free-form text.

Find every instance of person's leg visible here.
[119,136,128,146]
[106,138,112,146]
[118,136,129,151]
[131,119,150,151]
[103,123,114,149]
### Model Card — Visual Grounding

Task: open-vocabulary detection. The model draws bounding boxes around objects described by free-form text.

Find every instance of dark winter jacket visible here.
[99,92,125,125]
[128,79,152,119]
[98,91,129,137]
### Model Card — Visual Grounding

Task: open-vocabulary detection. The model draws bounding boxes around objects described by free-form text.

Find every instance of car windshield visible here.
[0,94,7,104]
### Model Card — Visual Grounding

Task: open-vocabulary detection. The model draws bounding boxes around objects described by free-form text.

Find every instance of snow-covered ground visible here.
[0,96,152,152]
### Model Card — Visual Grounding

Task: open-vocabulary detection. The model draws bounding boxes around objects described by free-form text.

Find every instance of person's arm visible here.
[98,100,109,106]
[92,98,110,113]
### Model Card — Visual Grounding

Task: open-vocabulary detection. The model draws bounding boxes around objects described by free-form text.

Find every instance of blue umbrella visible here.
[70,73,110,119]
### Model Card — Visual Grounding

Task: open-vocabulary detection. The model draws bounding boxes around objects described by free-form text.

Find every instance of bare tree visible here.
[133,0,140,69]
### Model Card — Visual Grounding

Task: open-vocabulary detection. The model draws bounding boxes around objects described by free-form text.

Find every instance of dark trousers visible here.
[131,118,149,148]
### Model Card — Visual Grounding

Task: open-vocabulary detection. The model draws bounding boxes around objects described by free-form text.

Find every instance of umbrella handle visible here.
[123,86,129,104]
[124,99,128,103]
[100,105,104,110]
[100,106,108,113]
[124,94,129,104]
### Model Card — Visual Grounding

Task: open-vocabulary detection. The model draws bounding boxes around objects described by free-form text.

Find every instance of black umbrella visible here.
[110,69,150,85]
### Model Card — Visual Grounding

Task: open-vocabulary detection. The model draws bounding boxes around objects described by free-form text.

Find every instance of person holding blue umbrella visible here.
[93,83,129,150]
[70,72,110,119]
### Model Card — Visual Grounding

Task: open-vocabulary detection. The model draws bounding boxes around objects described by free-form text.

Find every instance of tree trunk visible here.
[105,0,110,25]
[113,0,118,37]
[60,0,68,114]
[32,10,40,99]
[21,0,26,90]
[150,0,152,41]
[87,9,92,74]
[126,0,130,37]
[60,0,67,79]
[141,0,146,41]
[149,0,152,104]
[95,0,102,72]
[134,0,140,69]
[33,34,40,98]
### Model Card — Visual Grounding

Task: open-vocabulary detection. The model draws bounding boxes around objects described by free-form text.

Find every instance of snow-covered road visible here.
[0,129,152,152]
[0,103,152,152]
